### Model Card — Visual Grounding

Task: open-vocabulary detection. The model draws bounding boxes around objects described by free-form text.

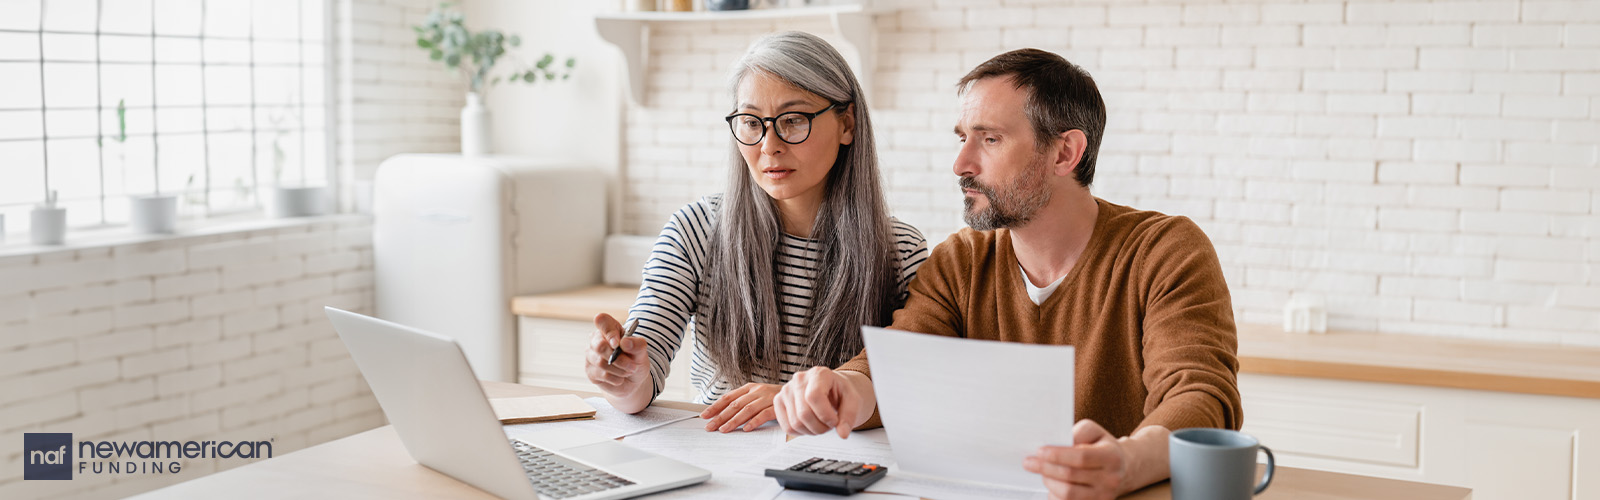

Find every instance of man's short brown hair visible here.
[957,48,1106,187]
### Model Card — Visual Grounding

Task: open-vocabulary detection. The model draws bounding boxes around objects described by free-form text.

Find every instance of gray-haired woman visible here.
[582,31,928,432]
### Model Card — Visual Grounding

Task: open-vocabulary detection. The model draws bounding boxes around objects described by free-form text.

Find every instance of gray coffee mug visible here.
[1169,428,1274,500]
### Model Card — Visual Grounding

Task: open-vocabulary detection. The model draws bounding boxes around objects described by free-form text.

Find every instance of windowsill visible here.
[0,211,372,259]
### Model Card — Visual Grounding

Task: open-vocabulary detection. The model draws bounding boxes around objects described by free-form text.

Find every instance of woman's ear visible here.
[838,103,856,146]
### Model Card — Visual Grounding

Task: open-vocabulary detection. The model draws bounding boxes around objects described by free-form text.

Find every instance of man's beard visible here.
[961,154,1052,231]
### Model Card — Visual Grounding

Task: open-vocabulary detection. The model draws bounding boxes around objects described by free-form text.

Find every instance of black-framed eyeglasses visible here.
[724,102,843,146]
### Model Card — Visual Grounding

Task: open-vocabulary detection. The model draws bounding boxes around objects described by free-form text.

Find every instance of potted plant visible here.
[413,3,575,156]
[30,190,66,245]
[263,104,326,218]
[102,99,178,234]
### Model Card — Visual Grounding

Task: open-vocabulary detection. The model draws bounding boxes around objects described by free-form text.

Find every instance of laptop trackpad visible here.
[563,441,654,467]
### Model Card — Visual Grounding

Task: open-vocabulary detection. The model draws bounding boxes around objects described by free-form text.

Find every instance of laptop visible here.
[324,307,711,500]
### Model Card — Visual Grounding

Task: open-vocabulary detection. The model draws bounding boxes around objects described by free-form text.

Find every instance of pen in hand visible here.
[607,318,640,364]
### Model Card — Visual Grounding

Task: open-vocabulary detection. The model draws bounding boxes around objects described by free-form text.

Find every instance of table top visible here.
[517,285,1600,399]
[133,381,1470,500]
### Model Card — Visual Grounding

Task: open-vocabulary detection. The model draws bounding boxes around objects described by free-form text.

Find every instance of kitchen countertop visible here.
[516,286,1600,399]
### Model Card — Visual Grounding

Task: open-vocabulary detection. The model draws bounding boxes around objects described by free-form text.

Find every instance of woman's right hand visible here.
[584,313,650,399]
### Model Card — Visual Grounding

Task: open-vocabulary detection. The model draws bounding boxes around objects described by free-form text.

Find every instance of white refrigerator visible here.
[373,154,607,381]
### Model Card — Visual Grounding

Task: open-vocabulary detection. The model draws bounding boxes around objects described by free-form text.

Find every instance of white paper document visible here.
[749,428,898,476]
[862,326,1075,492]
[641,473,784,500]
[866,474,1049,500]
[503,397,697,440]
[620,417,788,473]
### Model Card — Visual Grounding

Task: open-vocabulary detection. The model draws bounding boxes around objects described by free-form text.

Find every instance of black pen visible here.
[607,318,640,364]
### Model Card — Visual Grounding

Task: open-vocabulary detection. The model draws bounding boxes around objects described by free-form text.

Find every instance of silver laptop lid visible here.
[325,307,539,500]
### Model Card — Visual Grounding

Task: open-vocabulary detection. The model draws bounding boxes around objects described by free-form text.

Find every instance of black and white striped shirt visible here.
[627,194,929,405]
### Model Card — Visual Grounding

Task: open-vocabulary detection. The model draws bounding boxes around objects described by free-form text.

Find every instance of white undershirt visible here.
[1020,264,1068,306]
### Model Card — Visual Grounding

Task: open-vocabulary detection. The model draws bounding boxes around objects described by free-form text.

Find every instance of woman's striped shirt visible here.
[626,194,929,405]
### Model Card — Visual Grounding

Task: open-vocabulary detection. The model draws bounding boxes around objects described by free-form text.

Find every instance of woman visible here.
[583,31,928,433]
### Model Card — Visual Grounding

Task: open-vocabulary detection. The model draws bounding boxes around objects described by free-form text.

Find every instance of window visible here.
[0,0,331,235]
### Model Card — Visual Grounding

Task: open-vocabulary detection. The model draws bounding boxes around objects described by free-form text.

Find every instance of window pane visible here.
[300,41,324,65]
[301,103,325,129]
[302,67,325,104]
[155,107,204,134]
[44,138,101,211]
[103,107,154,137]
[44,108,96,138]
[203,38,249,64]
[43,63,97,108]
[101,64,154,108]
[115,135,156,195]
[41,33,96,62]
[0,32,41,61]
[153,0,202,36]
[302,129,326,185]
[101,0,153,35]
[0,0,42,31]
[0,63,43,109]
[254,40,299,65]
[156,133,203,195]
[301,0,325,41]
[155,36,202,64]
[256,129,302,186]
[204,0,249,36]
[253,0,299,41]
[204,66,251,105]
[206,131,254,209]
[154,65,202,106]
[205,105,250,132]
[0,110,43,140]
[101,35,154,63]
[254,67,298,105]
[0,140,45,205]
[42,0,96,33]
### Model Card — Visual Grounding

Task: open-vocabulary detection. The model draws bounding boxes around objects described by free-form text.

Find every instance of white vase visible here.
[461,92,492,157]
[129,195,178,234]
[269,186,328,218]
[30,206,66,246]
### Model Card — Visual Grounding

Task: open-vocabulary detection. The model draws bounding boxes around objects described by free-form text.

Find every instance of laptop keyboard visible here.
[511,439,636,499]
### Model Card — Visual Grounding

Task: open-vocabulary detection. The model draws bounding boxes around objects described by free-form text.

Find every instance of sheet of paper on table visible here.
[503,397,697,440]
[862,326,1075,492]
[620,417,788,474]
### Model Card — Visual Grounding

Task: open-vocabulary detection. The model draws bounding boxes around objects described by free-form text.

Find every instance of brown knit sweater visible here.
[838,197,1243,438]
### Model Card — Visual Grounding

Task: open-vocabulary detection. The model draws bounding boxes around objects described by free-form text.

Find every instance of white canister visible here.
[1282,294,1328,334]
[461,92,492,157]
[30,206,67,246]
[270,186,328,218]
[129,195,179,234]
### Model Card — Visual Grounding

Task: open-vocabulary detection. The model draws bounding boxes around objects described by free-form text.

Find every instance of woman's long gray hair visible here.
[703,31,897,386]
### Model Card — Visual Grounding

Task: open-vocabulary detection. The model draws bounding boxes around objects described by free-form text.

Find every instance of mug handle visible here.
[1253,445,1276,495]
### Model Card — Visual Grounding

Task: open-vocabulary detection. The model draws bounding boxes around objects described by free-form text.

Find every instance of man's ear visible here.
[839,103,856,146]
[1053,129,1087,178]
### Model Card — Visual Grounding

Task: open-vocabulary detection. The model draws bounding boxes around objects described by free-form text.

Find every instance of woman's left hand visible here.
[701,383,781,432]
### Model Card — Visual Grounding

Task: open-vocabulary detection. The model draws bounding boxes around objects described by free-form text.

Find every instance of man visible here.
[771,48,1243,500]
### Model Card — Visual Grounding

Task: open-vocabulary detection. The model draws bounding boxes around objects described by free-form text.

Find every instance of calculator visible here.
[764,457,889,495]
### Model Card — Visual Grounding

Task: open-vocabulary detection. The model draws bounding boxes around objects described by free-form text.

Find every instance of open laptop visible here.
[324,307,710,500]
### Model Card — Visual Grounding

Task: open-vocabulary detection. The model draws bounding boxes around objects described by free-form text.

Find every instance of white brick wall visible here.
[619,0,1600,347]
[0,218,378,500]
[0,0,458,497]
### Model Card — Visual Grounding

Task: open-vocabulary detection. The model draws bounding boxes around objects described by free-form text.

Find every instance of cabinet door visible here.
[1459,391,1600,500]
[517,316,698,401]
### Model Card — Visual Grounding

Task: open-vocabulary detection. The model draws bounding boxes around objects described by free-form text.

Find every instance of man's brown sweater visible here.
[837,197,1243,438]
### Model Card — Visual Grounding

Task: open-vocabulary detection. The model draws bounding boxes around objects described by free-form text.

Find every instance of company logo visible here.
[24,433,73,480]
[22,433,272,480]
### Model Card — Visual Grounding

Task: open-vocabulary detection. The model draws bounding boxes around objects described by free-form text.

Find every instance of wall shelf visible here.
[594,4,876,106]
